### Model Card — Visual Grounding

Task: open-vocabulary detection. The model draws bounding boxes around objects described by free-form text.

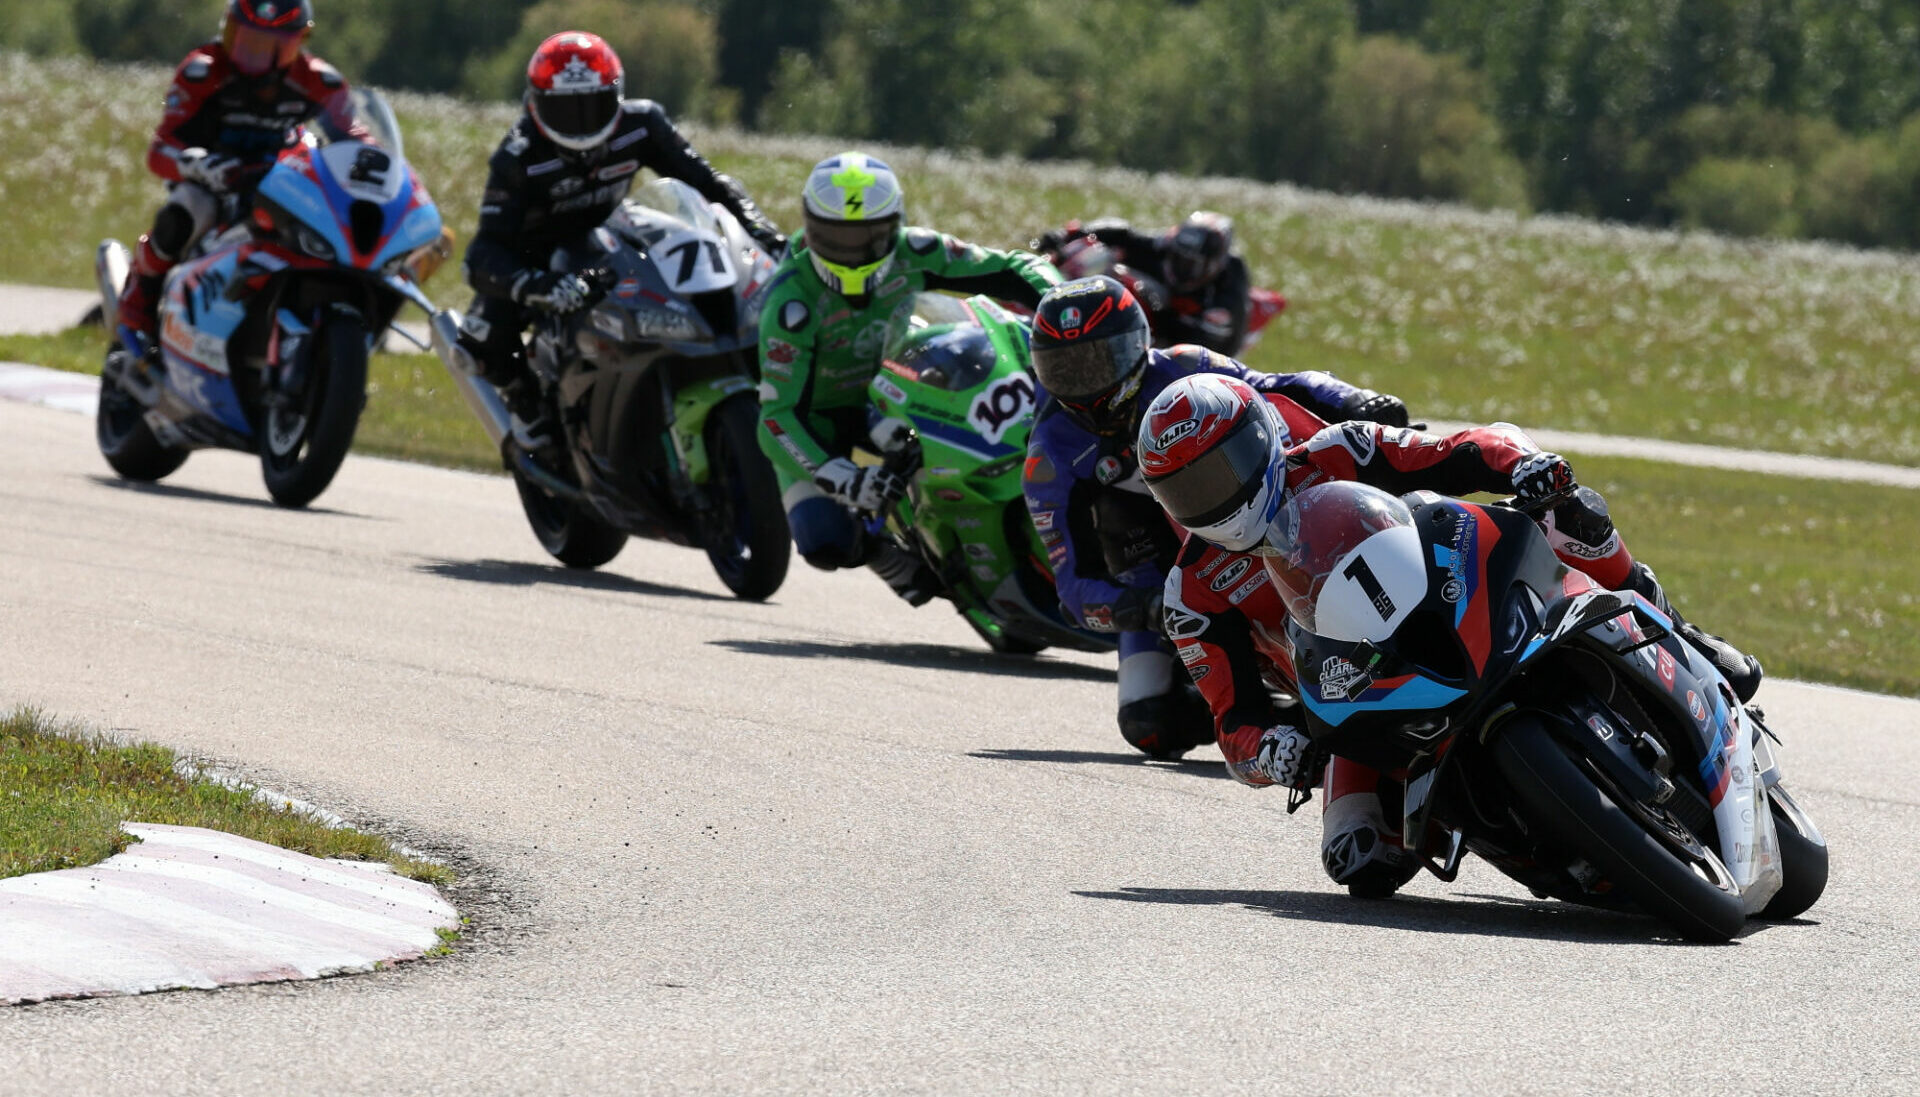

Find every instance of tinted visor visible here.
[805,213,900,269]
[226,23,303,75]
[532,88,620,143]
[1033,327,1149,403]
[1143,411,1277,529]
[894,328,997,392]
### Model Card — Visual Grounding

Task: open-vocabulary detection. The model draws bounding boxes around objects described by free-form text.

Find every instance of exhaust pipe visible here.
[428,309,510,449]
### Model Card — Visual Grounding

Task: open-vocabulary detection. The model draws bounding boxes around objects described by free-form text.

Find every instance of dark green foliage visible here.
[11,0,1920,247]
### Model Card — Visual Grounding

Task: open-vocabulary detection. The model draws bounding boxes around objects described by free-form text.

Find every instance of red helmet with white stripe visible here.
[1138,373,1292,552]
[526,32,624,153]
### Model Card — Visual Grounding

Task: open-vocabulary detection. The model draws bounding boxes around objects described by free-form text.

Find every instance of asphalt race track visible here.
[3,397,1917,1095]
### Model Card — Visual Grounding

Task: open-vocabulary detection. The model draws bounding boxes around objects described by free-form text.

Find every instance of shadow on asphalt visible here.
[709,639,1114,682]
[1074,886,1746,945]
[416,557,731,601]
[87,474,376,519]
[969,747,1230,779]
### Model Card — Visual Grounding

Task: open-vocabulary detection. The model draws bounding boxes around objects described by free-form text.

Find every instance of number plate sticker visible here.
[967,374,1035,445]
[650,229,736,295]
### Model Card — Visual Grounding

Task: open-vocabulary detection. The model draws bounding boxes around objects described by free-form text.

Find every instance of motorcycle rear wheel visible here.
[512,458,627,570]
[261,309,368,509]
[96,352,188,482]
[1493,716,1746,942]
[700,395,789,601]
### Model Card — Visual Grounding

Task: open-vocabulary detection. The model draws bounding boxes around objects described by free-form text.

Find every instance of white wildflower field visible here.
[5,53,1919,464]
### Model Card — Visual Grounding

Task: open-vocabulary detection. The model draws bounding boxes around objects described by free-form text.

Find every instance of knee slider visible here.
[789,496,861,570]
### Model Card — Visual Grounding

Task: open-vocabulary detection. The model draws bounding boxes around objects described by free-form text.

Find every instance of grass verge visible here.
[0,706,451,885]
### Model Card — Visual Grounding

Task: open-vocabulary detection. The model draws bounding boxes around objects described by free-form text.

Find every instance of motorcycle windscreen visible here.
[1263,481,1425,644]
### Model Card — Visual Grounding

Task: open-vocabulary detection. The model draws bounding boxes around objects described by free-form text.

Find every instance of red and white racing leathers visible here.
[1163,419,1640,886]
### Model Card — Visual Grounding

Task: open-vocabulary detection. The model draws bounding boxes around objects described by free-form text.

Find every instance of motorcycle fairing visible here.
[158,244,254,436]
[258,139,441,272]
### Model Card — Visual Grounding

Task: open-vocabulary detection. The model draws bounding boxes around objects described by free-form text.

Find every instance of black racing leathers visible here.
[463,99,776,302]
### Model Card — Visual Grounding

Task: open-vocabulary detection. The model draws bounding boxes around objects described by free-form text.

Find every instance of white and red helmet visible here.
[526,32,624,152]
[1138,373,1292,551]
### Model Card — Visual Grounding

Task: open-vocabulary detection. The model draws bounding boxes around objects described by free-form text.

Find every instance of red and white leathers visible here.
[118,42,363,343]
[1164,418,1642,889]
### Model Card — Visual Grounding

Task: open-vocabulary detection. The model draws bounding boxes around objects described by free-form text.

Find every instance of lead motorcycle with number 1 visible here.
[1267,480,1826,940]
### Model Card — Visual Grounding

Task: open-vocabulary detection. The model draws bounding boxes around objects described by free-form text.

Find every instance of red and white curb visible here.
[0,362,99,417]
[1,823,457,1006]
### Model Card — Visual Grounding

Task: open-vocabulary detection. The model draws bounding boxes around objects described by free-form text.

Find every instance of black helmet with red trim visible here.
[223,0,313,77]
[526,32,624,154]
[1164,211,1233,293]
[1030,275,1152,436]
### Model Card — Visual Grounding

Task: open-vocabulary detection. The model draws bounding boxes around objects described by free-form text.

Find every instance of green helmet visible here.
[801,151,904,299]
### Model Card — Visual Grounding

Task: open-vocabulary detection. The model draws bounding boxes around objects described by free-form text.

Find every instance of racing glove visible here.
[1511,451,1577,503]
[514,270,597,314]
[176,147,242,192]
[1342,389,1410,427]
[1253,724,1323,791]
[814,457,906,513]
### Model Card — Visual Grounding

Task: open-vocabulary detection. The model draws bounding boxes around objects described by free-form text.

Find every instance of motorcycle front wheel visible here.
[96,350,187,482]
[1493,715,1746,942]
[1758,783,1829,920]
[261,307,368,508]
[700,394,789,601]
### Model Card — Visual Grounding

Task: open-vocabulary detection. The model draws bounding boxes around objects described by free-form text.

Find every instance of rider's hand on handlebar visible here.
[177,148,242,192]
[516,270,599,314]
[1511,451,1577,504]
[814,457,906,513]
[1255,724,1323,791]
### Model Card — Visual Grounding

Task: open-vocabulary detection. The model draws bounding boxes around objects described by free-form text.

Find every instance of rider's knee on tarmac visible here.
[789,496,863,570]
[1117,685,1213,760]
[1321,787,1417,899]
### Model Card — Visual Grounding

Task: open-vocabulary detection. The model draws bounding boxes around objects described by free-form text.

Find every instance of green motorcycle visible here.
[861,294,1117,656]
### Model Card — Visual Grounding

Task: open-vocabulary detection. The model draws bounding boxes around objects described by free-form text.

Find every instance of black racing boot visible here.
[1622,562,1764,702]
[501,377,554,454]
[1117,684,1214,760]
[867,541,941,607]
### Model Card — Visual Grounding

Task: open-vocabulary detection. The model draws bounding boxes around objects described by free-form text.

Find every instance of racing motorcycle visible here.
[1044,233,1287,354]
[1266,480,1827,941]
[94,89,445,508]
[858,293,1115,655]
[418,179,789,600]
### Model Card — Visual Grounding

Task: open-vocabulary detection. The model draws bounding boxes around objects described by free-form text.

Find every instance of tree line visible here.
[11,0,1920,249]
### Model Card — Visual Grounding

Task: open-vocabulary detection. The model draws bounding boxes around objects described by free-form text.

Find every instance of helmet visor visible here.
[1144,411,1278,530]
[1033,327,1149,403]
[226,23,303,75]
[805,213,900,269]
[532,88,620,146]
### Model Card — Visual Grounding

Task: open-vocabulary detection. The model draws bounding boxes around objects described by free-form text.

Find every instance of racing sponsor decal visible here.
[763,419,812,468]
[1318,656,1367,701]
[765,339,799,365]
[1031,510,1055,531]
[1083,604,1115,632]
[1228,572,1267,605]
[1210,557,1252,593]
[594,159,640,181]
[1095,455,1128,485]
[1152,418,1198,450]
[1178,643,1206,665]
[1686,689,1709,727]
[1189,665,1211,681]
[614,276,643,298]
[550,176,585,198]
[1196,554,1226,580]
[1586,714,1614,740]
[1163,603,1208,640]
[1656,646,1677,689]
[873,375,907,404]
[778,300,810,332]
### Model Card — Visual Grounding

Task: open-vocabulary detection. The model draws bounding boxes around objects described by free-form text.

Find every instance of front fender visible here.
[672,377,756,484]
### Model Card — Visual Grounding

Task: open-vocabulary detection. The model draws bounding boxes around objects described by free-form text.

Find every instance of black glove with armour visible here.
[513,269,604,314]
[1343,390,1410,427]
[1511,451,1577,504]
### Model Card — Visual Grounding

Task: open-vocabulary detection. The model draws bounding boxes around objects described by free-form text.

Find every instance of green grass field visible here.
[1,706,449,883]
[6,53,1920,463]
